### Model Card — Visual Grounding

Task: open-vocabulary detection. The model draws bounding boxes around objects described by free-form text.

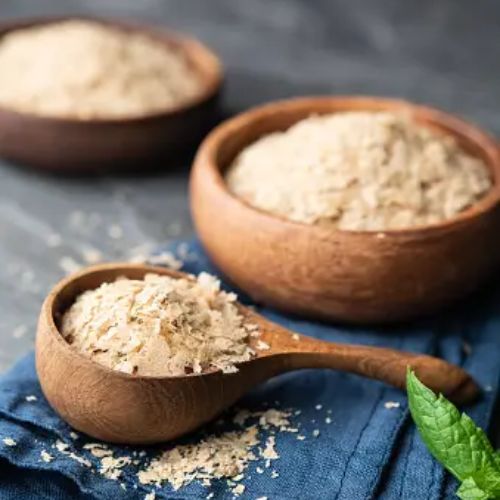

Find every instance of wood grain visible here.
[0,16,222,172]
[36,263,479,444]
[190,96,500,323]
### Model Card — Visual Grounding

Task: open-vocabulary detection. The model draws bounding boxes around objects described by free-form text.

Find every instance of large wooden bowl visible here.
[190,96,500,324]
[0,16,222,172]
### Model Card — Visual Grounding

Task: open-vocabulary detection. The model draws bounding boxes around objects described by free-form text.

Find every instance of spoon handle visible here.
[262,330,479,404]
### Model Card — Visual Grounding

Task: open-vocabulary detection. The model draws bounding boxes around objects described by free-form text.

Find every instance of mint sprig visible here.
[406,369,500,500]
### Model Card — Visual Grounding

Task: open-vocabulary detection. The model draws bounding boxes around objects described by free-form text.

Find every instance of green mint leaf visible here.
[457,477,492,500]
[406,369,500,498]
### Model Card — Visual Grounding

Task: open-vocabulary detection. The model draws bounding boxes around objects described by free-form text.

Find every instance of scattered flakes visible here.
[296,435,306,441]
[100,454,132,480]
[40,450,53,463]
[25,395,37,402]
[291,333,300,341]
[315,404,322,411]
[127,242,154,263]
[55,441,69,453]
[147,252,183,270]
[312,430,320,438]
[59,256,82,274]
[120,483,127,491]
[462,341,472,356]
[327,409,332,415]
[54,440,91,467]
[259,409,291,430]
[87,445,132,480]
[46,233,62,248]
[325,417,332,424]
[129,246,184,270]
[271,470,279,479]
[484,385,493,392]
[384,401,401,410]
[138,406,293,490]
[138,426,259,490]
[69,432,79,440]
[144,492,155,500]
[69,452,92,467]
[206,493,214,499]
[108,224,123,239]
[256,340,270,351]
[232,484,245,496]
[3,437,16,447]
[256,497,268,500]
[12,325,28,339]
[80,246,103,264]
[294,410,302,416]
[262,436,279,461]
[83,443,113,458]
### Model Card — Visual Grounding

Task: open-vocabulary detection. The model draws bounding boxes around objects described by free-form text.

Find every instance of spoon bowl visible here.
[36,263,480,444]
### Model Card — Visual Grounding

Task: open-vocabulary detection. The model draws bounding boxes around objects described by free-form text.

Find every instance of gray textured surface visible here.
[0,1,498,375]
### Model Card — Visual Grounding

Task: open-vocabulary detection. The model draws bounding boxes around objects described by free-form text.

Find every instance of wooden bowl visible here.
[0,16,222,172]
[190,96,500,324]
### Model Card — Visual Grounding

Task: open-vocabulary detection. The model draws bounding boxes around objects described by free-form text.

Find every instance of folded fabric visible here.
[0,239,498,500]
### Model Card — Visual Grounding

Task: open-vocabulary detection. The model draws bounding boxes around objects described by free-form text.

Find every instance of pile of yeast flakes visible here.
[61,272,257,376]
[0,20,202,119]
[226,111,491,231]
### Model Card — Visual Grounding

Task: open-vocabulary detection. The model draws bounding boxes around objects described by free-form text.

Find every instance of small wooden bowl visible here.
[190,96,500,324]
[0,16,222,172]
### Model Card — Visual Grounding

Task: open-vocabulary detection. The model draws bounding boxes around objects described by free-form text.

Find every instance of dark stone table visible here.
[0,0,497,431]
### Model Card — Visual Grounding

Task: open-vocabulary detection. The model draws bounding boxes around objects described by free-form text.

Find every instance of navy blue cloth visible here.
[0,239,498,500]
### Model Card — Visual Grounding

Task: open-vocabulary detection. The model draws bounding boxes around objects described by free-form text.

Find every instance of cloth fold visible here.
[0,239,498,500]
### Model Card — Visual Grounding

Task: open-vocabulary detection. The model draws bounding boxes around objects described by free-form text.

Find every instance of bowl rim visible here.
[39,262,247,382]
[192,95,500,236]
[0,15,223,125]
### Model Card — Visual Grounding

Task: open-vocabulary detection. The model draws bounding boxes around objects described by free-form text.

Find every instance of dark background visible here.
[0,0,498,378]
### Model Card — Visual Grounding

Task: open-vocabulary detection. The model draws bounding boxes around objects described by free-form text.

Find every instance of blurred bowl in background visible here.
[190,96,500,324]
[0,16,223,173]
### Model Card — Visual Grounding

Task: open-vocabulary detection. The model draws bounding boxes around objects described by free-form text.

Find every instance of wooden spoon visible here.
[36,263,480,444]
